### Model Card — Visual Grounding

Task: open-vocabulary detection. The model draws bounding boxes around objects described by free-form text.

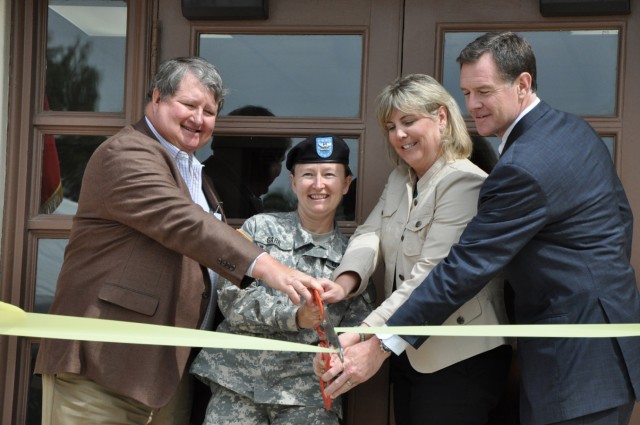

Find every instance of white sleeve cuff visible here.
[376,333,408,355]
[246,252,267,278]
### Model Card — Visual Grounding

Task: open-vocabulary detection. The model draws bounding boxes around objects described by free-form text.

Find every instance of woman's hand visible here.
[296,302,323,329]
[318,272,362,303]
[316,278,347,303]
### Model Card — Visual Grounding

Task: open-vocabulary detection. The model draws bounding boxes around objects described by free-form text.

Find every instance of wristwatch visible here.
[379,338,393,354]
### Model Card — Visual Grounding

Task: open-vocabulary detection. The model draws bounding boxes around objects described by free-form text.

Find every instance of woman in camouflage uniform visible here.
[191,134,375,425]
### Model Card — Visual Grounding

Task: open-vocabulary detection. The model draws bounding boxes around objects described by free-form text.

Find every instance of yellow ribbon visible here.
[3,302,639,353]
[0,302,332,353]
[338,324,640,338]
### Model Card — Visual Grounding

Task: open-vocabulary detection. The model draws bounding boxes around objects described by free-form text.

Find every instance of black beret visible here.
[286,134,350,171]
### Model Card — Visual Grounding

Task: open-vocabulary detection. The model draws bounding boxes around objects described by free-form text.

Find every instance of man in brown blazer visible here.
[35,57,328,425]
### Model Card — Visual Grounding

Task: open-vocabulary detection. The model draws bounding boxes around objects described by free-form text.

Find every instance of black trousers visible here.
[391,344,512,425]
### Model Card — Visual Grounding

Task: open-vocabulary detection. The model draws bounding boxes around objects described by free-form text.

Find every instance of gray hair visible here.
[457,32,538,92]
[376,73,472,165]
[146,57,228,108]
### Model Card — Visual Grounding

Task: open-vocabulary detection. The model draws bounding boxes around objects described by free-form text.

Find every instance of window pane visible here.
[199,34,363,117]
[601,136,615,161]
[46,0,127,112]
[36,238,68,314]
[40,134,106,215]
[196,136,359,220]
[443,30,619,116]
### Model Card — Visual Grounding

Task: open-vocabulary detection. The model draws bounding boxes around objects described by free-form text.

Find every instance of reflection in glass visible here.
[201,106,293,218]
[443,30,619,116]
[199,34,363,117]
[40,132,63,214]
[46,0,127,112]
[36,238,68,314]
[40,135,106,215]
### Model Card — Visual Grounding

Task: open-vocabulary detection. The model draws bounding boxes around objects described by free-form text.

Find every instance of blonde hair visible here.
[375,74,472,166]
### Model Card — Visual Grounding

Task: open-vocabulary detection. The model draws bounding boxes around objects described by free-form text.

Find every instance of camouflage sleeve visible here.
[216,279,299,334]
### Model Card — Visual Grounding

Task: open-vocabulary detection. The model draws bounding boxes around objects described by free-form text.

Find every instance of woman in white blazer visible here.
[327,74,511,424]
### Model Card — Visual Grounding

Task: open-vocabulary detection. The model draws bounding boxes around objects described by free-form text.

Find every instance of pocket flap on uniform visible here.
[98,283,159,316]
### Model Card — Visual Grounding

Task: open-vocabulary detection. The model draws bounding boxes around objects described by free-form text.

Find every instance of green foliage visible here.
[46,36,100,111]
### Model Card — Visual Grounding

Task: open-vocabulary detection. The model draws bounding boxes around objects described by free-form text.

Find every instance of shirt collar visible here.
[499,97,541,154]
[145,116,203,166]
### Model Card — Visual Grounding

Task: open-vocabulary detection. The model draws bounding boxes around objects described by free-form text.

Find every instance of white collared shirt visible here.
[145,117,214,216]
[145,118,222,326]
[499,97,541,155]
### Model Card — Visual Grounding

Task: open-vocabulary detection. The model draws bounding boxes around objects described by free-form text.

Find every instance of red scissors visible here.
[313,289,344,410]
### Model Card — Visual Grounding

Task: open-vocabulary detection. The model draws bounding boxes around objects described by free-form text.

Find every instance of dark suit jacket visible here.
[35,119,263,408]
[387,101,640,424]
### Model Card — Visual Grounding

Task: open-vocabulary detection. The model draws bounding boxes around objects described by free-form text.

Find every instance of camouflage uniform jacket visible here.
[191,211,375,416]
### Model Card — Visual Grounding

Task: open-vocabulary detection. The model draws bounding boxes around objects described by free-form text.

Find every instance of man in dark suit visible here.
[320,32,640,425]
[35,57,327,425]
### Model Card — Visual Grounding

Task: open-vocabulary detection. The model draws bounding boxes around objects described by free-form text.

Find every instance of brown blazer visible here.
[34,119,263,408]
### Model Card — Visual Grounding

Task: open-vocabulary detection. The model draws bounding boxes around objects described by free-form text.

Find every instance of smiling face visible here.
[460,53,529,138]
[384,106,446,178]
[290,163,352,232]
[146,71,219,153]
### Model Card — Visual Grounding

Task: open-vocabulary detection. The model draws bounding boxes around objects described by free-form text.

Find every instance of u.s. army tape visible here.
[2,302,639,352]
[0,302,333,353]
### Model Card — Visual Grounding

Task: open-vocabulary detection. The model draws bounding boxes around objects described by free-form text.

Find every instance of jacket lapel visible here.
[132,118,154,138]
[202,173,225,221]
[502,101,550,155]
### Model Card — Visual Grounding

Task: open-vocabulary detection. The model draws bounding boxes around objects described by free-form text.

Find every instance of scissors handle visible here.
[312,289,324,318]
[319,352,333,410]
[313,289,334,410]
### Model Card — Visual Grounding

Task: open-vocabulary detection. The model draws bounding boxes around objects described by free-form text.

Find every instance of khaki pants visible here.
[41,372,193,425]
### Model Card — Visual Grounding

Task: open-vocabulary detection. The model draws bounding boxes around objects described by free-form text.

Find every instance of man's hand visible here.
[252,254,321,304]
[313,335,389,398]
[312,327,365,379]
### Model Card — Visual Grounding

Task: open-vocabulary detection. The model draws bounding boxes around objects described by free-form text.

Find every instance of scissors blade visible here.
[323,320,344,362]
